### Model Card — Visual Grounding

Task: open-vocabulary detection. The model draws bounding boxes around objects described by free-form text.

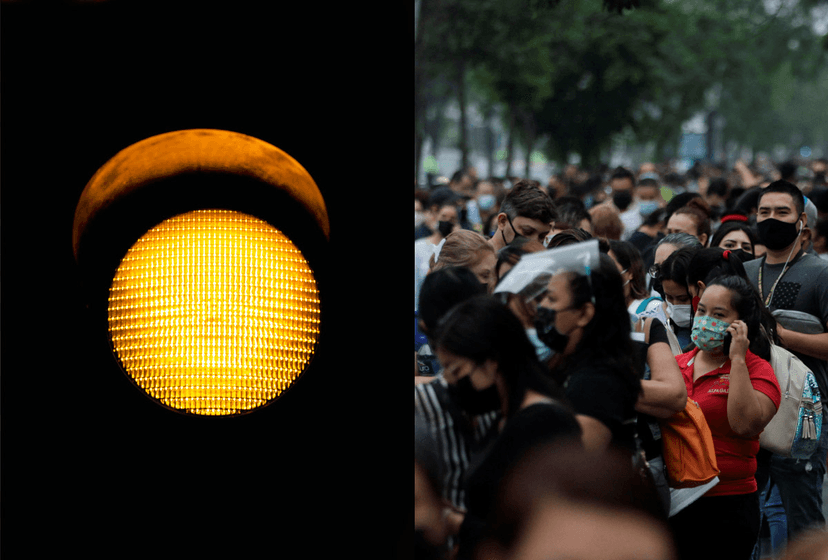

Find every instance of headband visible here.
[721,214,748,223]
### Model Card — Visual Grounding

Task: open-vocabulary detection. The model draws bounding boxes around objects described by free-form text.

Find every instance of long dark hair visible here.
[557,253,642,397]
[608,239,648,300]
[433,295,565,418]
[687,247,747,288]
[705,275,773,361]
[418,266,488,336]
[659,247,697,291]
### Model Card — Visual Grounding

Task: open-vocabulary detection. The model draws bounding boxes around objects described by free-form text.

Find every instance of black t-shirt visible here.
[563,354,640,454]
[457,401,582,560]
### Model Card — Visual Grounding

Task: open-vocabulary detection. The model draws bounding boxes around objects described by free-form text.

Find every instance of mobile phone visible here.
[722,332,732,355]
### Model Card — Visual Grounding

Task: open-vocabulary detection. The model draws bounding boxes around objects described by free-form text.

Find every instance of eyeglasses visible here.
[648,263,661,279]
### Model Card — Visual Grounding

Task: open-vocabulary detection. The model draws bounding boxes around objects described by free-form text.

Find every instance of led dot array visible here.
[107,209,320,416]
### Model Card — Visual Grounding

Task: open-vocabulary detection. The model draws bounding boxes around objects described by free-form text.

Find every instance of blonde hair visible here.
[429,229,495,272]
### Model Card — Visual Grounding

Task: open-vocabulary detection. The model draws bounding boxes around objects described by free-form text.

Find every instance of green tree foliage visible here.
[415,0,828,178]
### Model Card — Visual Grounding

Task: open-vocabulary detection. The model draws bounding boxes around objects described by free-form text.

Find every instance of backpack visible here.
[760,343,823,460]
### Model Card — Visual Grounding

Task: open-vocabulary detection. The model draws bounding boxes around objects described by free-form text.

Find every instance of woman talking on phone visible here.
[668,274,781,560]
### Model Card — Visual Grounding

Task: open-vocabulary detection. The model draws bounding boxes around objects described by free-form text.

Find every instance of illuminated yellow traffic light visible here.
[73,130,329,416]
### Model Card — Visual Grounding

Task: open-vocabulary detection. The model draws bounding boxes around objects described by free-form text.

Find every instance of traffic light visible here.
[72,129,329,416]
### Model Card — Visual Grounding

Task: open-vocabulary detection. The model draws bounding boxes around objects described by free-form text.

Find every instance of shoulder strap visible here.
[664,325,683,356]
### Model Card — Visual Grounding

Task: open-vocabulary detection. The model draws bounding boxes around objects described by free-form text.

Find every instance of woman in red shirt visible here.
[669,274,781,560]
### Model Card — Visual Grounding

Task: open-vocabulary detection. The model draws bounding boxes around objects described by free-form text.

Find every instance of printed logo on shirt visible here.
[708,374,729,394]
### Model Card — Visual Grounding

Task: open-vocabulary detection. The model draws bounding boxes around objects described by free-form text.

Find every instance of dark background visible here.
[2,2,405,555]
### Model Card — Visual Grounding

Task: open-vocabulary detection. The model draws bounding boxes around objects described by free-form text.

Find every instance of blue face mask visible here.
[477,194,496,211]
[526,327,555,363]
[639,200,659,217]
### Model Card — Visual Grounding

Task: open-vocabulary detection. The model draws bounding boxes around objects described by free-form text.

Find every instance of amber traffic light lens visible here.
[107,209,321,416]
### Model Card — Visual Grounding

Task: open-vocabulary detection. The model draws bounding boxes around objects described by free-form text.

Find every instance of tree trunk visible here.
[414,0,427,185]
[505,107,515,179]
[523,112,536,180]
[414,129,424,186]
[457,59,469,172]
[485,109,495,179]
[524,138,534,179]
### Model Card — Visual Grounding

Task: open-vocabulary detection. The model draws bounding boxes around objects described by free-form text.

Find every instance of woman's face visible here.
[470,251,497,293]
[666,213,707,246]
[695,285,739,325]
[718,229,753,254]
[435,205,459,232]
[653,243,677,270]
[538,273,585,356]
[661,279,692,307]
[608,250,632,299]
[434,346,496,391]
[666,213,697,236]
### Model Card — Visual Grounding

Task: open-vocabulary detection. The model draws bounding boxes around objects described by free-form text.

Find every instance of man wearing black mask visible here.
[742,179,828,544]
[488,181,555,252]
[607,166,643,240]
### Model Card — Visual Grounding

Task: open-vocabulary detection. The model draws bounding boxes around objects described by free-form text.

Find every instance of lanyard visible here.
[758,250,803,307]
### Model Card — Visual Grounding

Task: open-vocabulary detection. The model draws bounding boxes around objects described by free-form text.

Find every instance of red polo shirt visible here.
[676,347,781,497]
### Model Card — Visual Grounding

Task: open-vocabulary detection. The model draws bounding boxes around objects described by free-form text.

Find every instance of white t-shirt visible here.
[415,237,439,311]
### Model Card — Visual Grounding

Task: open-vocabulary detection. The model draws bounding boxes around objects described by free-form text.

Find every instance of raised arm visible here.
[726,320,778,437]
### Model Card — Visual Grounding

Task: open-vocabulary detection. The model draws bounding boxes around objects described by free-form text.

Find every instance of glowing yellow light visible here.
[107,209,321,416]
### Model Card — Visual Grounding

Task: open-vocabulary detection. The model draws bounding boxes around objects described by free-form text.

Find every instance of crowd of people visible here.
[414,157,828,560]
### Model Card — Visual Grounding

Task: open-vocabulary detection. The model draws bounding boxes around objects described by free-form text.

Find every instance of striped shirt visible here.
[414,376,500,511]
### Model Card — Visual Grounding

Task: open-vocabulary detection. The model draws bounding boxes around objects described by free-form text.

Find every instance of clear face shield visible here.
[494,238,600,305]
[494,240,600,361]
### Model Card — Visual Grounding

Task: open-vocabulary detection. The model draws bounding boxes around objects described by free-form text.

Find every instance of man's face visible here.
[436,205,459,227]
[475,181,495,198]
[499,214,552,245]
[459,175,474,196]
[757,192,802,226]
[610,177,634,194]
[636,185,661,203]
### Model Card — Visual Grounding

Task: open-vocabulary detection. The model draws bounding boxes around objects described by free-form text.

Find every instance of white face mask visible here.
[667,302,693,328]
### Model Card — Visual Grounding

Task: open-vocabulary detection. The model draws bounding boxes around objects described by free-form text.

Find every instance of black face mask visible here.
[613,190,633,211]
[730,248,755,262]
[437,220,454,238]
[501,214,527,246]
[446,375,501,416]
[757,217,801,251]
[534,306,570,353]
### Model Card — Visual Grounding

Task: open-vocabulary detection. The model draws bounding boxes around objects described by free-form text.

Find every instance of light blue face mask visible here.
[526,327,555,363]
[478,194,496,211]
[639,200,659,217]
